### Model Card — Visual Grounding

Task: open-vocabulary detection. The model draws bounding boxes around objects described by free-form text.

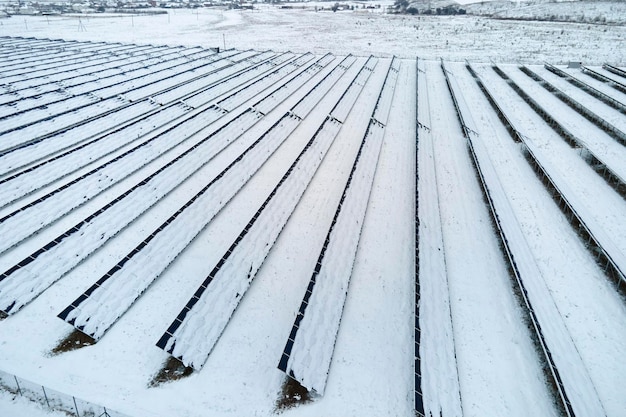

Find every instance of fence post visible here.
[73,396,80,417]
[2,370,129,417]
[13,375,22,396]
[42,385,50,408]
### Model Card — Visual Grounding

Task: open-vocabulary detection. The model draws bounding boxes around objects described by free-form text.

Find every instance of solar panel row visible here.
[54,54,348,338]
[0,52,300,251]
[0,48,228,143]
[278,58,400,394]
[1,50,332,314]
[0,49,243,158]
[156,57,374,369]
[445,61,608,417]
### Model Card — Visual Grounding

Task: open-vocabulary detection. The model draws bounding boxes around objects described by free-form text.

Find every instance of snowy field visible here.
[0,4,625,417]
[0,4,624,63]
[485,1,626,25]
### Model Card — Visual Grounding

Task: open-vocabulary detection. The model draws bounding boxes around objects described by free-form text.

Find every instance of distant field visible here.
[0,5,623,63]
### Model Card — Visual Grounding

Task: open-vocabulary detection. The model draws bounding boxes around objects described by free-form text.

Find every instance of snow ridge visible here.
[582,66,626,95]
[0,45,187,119]
[543,64,626,115]
[0,44,174,104]
[520,65,626,146]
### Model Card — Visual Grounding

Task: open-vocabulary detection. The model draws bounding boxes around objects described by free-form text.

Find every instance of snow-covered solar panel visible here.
[1,48,321,308]
[330,56,377,123]
[57,112,301,339]
[155,57,376,369]
[414,58,463,417]
[0,50,323,236]
[278,58,400,395]
[252,53,335,116]
[445,63,606,417]
[543,63,626,115]
[0,46,167,98]
[157,115,343,368]
[55,53,356,339]
[0,106,258,314]
[0,50,250,172]
[0,55,311,204]
[0,43,151,83]
[582,66,626,95]
[517,65,626,146]
[603,64,626,81]
[0,49,237,154]
[216,53,306,111]
[291,55,356,118]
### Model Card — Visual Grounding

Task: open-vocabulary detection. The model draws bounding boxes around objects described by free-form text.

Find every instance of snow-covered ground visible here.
[485,1,626,25]
[0,389,67,417]
[0,5,625,417]
[0,5,624,63]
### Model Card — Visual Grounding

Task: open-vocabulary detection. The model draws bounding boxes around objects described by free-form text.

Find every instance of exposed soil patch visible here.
[275,376,313,413]
[149,356,194,387]
[50,330,95,355]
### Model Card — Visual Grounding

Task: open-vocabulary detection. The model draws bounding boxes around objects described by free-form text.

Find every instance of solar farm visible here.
[0,10,625,417]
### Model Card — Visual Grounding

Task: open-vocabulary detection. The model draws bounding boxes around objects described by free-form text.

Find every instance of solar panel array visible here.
[1,36,625,417]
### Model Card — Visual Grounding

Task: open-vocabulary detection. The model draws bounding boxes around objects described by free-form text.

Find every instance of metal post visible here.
[13,376,22,396]
[42,386,50,408]
[73,396,80,417]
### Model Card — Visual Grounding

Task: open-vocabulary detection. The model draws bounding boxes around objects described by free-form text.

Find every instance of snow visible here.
[59,112,303,339]
[164,117,342,368]
[468,62,626,417]
[282,58,399,394]
[0,6,625,417]
[0,108,263,314]
[0,51,305,249]
[588,66,626,87]
[446,63,606,416]
[497,65,626,258]
[1,6,624,63]
[415,58,463,417]
[0,102,219,252]
[159,57,376,370]
[0,104,188,206]
[486,0,626,25]
[0,389,68,417]
[56,54,353,339]
[560,65,626,106]
[0,48,242,154]
[420,59,559,417]
[529,64,626,142]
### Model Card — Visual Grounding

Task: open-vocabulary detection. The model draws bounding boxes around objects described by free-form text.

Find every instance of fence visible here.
[0,368,130,417]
